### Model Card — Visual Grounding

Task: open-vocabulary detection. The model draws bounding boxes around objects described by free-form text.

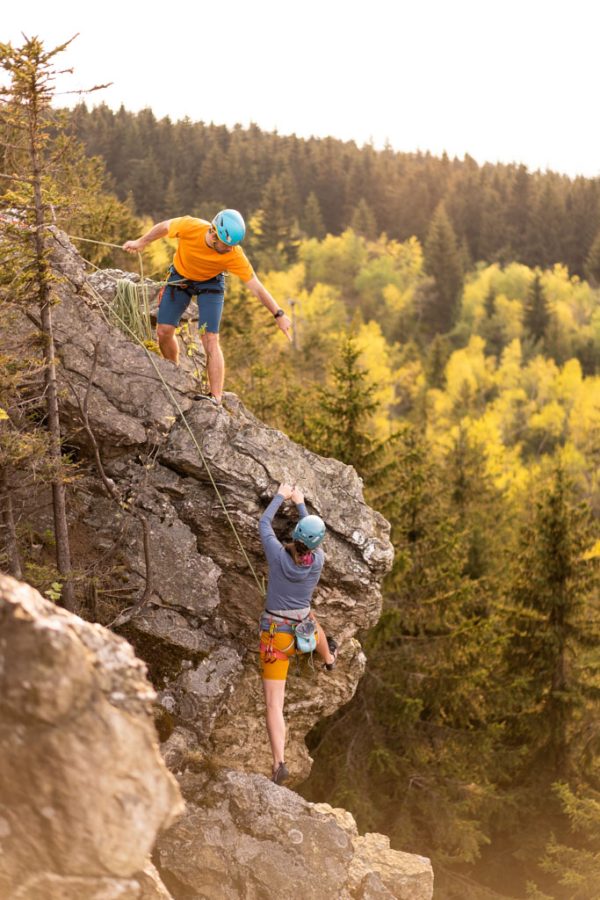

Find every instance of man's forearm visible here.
[251,281,280,315]
[245,276,291,340]
[139,220,170,247]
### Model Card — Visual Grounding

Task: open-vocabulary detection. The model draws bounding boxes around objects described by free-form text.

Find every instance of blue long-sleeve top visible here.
[259,494,324,612]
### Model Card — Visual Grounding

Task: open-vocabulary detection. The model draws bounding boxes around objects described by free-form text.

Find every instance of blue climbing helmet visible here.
[292,515,326,550]
[212,209,246,246]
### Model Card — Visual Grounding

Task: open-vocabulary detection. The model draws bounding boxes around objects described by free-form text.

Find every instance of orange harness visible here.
[260,621,295,664]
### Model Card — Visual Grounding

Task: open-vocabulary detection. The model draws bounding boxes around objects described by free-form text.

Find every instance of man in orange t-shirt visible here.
[123,210,291,406]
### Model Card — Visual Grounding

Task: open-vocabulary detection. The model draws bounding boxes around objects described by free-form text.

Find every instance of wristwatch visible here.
[273,309,285,318]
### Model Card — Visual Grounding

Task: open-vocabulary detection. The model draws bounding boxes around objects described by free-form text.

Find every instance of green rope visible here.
[68,235,126,251]
[109,280,152,343]
[70,233,265,598]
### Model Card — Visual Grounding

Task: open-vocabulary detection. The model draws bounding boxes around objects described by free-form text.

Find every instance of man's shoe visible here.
[272,761,289,785]
[193,392,221,407]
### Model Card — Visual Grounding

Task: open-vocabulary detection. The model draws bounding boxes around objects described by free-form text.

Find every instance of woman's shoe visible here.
[272,761,289,785]
[324,637,338,671]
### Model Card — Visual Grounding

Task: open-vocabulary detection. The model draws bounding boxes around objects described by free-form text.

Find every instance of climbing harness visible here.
[259,610,317,663]
[260,621,295,663]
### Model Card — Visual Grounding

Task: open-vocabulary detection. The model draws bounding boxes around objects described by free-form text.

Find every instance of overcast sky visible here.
[3,0,599,178]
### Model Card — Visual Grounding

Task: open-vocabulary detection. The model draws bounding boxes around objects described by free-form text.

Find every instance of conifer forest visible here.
[2,47,600,900]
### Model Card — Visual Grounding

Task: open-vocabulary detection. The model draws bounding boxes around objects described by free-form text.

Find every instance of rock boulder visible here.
[0,575,183,899]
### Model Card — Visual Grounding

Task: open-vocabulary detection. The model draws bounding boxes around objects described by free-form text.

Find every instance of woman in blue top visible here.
[259,483,337,785]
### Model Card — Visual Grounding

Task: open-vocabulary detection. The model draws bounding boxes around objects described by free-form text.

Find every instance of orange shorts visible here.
[259,630,297,681]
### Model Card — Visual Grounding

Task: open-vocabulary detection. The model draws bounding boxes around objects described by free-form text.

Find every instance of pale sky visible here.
[3,0,599,178]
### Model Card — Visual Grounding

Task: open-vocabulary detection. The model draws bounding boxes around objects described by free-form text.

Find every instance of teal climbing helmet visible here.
[292,515,326,550]
[212,209,246,246]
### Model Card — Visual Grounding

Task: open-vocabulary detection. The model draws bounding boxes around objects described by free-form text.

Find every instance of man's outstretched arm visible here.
[123,220,170,254]
[244,275,292,342]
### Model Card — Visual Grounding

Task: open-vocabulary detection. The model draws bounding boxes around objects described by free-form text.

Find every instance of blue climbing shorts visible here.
[157,265,225,333]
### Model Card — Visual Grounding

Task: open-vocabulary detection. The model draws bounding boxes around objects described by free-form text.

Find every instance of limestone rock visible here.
[349,832,434,900]
[157,770,433,900]
[0,575,182,899]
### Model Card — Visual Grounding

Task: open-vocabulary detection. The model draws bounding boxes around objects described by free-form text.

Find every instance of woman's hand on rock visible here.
[277,483,294,500]
[290,486,304,504]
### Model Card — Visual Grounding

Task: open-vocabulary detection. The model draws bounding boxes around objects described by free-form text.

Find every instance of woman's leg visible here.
[262,678,287,771]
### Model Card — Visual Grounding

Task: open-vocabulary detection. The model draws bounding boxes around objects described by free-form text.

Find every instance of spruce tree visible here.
[302,191,326,239]
[480,286,505,357]
[255,173,298,268]
[308,333,379,474]
[424,334,451,388]
[0,35,107,609]
[524,270,551,343]
[444,425,506,581]
[350,197,378,240]
[584,229,600,285]
[536,784,600,900]
[497,467,600,891]
[423,203,464,334]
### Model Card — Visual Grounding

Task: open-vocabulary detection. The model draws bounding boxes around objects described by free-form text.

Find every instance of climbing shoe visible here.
[193,392,221,407]
[324,637,338,671]
[272,762,289,785]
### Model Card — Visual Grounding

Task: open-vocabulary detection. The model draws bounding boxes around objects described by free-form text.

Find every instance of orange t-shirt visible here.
[167,216,254,283]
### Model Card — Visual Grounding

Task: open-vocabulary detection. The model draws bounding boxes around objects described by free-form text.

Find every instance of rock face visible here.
[1,231,433,898]
[0,574,183,899]
[45,232,394,783]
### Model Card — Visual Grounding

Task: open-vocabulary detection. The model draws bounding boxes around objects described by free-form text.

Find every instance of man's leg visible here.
[200,331,225,401]
[156,269,192,365]
[197,290,225,401]
[157,324,179,364]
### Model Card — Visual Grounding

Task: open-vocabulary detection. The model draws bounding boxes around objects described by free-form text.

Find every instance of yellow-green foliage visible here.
[353,321,399,439]
[299,229,368,293]
[425,339,600,505]
[225,230,600,515]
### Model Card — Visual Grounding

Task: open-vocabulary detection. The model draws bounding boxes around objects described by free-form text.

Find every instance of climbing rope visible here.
[66,233,266,597]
